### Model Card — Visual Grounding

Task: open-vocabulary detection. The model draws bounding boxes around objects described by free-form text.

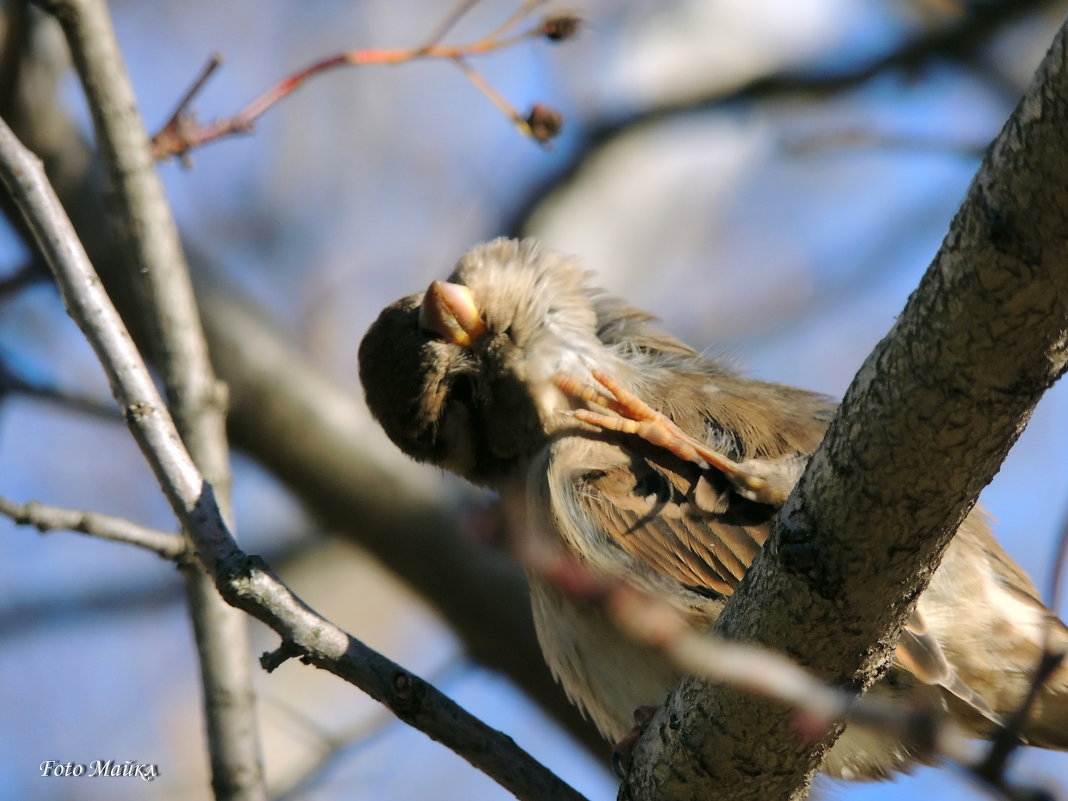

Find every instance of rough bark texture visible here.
[623,21,1068,801]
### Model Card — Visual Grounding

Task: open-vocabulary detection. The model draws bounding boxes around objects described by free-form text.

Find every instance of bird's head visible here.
[358,238,601,485]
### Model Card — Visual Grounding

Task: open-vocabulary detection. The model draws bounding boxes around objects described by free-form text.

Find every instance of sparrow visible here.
[358,237,1068,780]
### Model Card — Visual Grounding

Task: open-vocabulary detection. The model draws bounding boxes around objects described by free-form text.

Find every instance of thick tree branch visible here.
[0,115,588,801]
[624,17,1068,801]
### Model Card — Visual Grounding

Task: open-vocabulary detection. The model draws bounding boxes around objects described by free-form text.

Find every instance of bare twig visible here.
[452,57,536,140]
[149,2,569,159]
[0,114,588,801]
[418,0,481,51]
[0,351,119,421]
[482,0,550,42]
[0,260,48,300]
[154,53,222,169]
[0,495,186,559]
[974,650,1065,791]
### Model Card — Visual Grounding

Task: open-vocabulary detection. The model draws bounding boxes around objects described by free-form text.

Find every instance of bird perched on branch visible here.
[358,237,1068,780]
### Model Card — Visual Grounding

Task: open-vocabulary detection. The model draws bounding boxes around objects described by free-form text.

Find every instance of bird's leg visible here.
[555,370,790,506]
[558,369,744,474]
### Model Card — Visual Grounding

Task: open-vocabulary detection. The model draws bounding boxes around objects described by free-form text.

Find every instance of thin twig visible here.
[418,0,481,51]
[481,0,550,42]
[0,495,186,559]
[150,4,566,159]
[452,57,533,138]
[157,53,223,135]
[0,260,48,300]
[974,650,1066,788]
[0,114,589,801]
[0,351,120,421]
[155,53,222,168]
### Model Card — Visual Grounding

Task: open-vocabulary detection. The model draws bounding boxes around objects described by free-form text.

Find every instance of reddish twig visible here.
[151,3,577,161]
[482,0,550,42]
[418,0,482,51]
[153,53,222,169]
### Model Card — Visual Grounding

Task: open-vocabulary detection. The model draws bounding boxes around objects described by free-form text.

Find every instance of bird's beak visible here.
[419,281,487,346]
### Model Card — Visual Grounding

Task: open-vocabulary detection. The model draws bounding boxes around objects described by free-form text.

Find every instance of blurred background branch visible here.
[33,0,264,797]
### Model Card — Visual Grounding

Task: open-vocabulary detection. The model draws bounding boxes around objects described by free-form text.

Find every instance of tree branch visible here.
[624,16,1068,801]
[0,348,119,421]
[0,494,186,559]
[36,1,264,797]
[149,1,571,159]
[0,114,588,801]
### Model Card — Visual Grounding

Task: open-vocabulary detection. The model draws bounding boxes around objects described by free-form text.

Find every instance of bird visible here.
[357,237,1068,781]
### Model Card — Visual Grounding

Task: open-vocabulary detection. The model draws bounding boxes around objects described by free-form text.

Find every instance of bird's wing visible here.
[550,385,1003,727]
[547,369,827,599]
[558,438,773,598]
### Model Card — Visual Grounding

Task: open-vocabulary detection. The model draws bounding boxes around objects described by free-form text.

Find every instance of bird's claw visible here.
[555,369,761,488]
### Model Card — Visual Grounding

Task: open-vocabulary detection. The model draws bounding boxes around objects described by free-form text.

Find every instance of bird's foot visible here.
[611,705,659,778]
[555,370,783,504]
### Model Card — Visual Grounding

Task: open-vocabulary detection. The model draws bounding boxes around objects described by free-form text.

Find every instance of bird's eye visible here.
[504,325,515,339]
